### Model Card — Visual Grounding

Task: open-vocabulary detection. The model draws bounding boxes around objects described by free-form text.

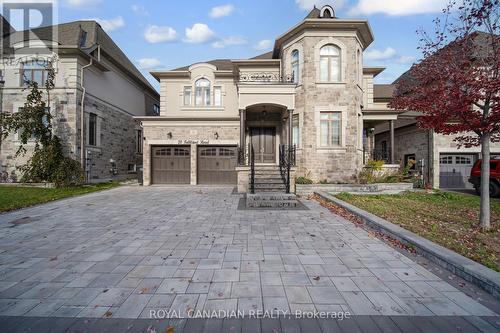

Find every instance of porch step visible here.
[246,192,299,208]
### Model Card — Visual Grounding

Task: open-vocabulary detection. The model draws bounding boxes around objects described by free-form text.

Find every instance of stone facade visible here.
[142,123,240,186]
[376,123,500,188]
[283,35,364,183]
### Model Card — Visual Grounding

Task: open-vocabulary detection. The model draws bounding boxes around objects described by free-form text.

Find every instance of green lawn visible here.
[0,182,121,213]
[335,191,500,272]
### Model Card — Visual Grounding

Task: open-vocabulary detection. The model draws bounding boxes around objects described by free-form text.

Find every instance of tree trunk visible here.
[480,132,491,231]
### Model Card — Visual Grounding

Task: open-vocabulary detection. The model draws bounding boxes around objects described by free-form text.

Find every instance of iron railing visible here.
[279,144,296,194]
[364,148,390,164]
[250,144,255,194]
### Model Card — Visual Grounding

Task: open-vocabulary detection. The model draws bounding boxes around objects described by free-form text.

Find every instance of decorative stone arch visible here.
[320,5,335,18]
[284,42,304,84]
[313,37,347,83]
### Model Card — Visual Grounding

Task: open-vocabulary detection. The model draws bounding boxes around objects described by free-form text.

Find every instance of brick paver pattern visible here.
[0,186,497,319]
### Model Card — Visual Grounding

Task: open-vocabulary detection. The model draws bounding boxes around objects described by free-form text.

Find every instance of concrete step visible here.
[253,179,284,184]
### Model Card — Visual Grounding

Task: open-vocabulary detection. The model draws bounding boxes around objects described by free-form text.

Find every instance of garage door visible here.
[151,146,190,184]
[198,146,237,185]
[439,154,476,189]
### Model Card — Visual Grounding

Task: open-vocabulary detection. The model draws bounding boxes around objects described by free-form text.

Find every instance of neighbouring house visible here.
[0,17,160,182]
[137,5,401,192]
[375,32,500,190]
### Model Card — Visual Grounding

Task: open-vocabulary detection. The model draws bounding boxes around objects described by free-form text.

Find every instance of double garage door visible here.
[439,154,476,189]
[151,146,237,185]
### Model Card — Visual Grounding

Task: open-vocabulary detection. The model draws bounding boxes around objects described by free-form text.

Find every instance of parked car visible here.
[468,159,500,197]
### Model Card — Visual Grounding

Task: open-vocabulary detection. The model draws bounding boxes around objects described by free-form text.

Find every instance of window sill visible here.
[316,146,347,151]
[315,82,346,87]
[180,107,225,111]
[86,146,102,151]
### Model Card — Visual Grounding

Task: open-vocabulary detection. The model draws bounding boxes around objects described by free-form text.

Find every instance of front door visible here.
[250,127,276,163]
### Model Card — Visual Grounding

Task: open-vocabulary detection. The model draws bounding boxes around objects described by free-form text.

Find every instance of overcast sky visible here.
[8,0,453,90]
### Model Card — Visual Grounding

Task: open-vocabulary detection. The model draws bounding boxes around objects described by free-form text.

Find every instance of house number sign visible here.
[178,140,209,144]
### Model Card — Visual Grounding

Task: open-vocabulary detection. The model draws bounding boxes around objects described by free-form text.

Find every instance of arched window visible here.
[195,78,211,106]
[319,44,341,82]
[291,50,300,83]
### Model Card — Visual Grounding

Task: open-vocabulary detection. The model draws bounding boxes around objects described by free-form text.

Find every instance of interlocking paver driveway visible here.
[0,186,497,319]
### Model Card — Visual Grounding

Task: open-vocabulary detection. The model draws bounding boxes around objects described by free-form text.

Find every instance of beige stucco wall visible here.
[160,64,239,118]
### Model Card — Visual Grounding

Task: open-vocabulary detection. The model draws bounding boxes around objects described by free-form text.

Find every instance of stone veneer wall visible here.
[142,124,240,186]
[375,124,432,184]
[82,94,143,181]
[0,89,142,182]
[284,35,364,183]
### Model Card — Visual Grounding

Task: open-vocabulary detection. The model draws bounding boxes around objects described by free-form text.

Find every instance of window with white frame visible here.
[291,50,299,83]
[183,86,192,106]
[320,112,341,147]
[214,86,222,106]
[21,59,49,87]
[88,113,98,146]
[292,114,300,146]
[319,44,341,82]
[195,78,211,106]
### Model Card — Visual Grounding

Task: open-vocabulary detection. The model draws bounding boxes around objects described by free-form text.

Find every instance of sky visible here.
[6,0,453,90]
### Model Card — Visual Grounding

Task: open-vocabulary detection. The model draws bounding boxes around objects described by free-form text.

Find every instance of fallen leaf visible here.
[104,311,113,317]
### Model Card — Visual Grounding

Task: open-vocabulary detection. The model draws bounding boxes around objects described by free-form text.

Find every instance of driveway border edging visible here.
[314,191,500,300]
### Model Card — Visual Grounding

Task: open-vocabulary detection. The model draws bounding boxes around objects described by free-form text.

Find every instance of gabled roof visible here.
[251,51,274,60]
[1,17,158,96]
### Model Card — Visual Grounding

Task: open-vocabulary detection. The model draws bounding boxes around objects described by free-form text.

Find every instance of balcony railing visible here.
[239,72,294,83]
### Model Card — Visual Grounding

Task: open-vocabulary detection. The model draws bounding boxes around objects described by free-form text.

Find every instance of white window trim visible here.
[314,106,347,150]
[183,86,192,106]
[314,38,347,85]
[285,43,304,86]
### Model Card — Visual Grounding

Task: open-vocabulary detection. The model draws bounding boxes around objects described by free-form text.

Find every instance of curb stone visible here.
[314,191,500,300]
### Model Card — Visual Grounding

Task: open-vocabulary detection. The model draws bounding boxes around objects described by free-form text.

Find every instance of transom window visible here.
[320,112,341,147]
[455,156,472,164]
[291,50,299,83]
[319,44,341,82]
[219,148,235,156]
[440,156,453,164]
[21,59,49,87]
[200,148,217,156]
[195,78,211,106]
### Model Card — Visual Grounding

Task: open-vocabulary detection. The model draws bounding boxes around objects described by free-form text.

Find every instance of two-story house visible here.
[136,5,399,192]
[0,17,160,182]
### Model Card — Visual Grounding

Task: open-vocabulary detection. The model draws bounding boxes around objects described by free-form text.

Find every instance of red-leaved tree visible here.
[390,0,500,231]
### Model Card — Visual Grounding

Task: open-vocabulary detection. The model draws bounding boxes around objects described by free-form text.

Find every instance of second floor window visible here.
[214,86,222,106]
[21,60,48,87]
[183,87,192,106]
[291,50,299,83]
[319,44,341,82]
[195,78,210,106]
[152,104,160,115]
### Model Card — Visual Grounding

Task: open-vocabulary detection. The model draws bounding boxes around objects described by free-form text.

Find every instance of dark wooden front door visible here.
[197,146,237,184]
[250,127,276,163]
[151,146,191,184]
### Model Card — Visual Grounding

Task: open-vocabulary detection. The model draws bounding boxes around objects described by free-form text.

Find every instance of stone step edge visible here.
[314,191,500,301]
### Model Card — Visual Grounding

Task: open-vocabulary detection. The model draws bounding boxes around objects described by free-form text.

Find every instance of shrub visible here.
[296,176,313,184]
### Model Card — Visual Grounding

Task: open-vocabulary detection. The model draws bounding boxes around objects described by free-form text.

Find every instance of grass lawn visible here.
[335,191,500,272]
[0,182,121,213]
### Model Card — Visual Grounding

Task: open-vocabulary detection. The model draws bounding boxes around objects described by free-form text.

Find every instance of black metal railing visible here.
[364,148,390,164]
[249,144,255,194]
[279,144,296,194]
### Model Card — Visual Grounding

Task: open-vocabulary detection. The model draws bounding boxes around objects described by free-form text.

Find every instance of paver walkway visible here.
[0,186,498,322]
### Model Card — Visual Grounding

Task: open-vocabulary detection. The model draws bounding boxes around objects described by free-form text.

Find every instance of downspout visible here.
[80,57,93,171]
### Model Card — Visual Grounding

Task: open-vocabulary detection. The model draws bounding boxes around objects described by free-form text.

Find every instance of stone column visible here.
[389,120,395,164]
[239,109,246,163]
[288,109,294,148]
